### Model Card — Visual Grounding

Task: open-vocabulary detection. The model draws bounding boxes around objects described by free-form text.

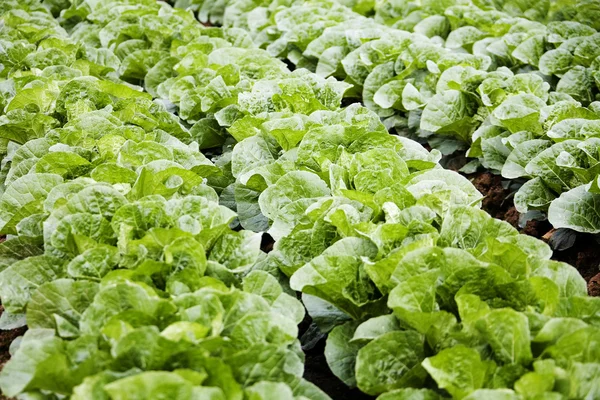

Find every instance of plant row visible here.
[0,1,599,400]
[173,0,600,233]
[0,1,328,398]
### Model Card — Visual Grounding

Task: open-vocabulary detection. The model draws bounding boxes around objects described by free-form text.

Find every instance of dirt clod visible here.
[503,206,520,228]
[588,273,600,297]
[471,172,511,221]
[521,219,551,238]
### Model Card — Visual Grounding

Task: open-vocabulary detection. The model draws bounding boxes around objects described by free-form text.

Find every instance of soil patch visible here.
[470,171,516,222]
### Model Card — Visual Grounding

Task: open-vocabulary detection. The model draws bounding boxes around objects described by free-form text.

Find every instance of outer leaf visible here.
[356,331,426,396]
[548,184,600,233]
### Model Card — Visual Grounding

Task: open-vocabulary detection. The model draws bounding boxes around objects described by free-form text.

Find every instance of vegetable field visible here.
[0,0,599,399]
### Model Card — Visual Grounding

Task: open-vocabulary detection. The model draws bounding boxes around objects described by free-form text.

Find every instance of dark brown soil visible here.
[588,273,600,297]
[470,172,516,222]
[520,218,550,238]
[503,206,520,228]
[469,171,555,235]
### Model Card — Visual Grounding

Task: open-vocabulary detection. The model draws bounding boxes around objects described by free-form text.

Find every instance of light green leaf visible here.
[422,345,494,399]
[356,331,426,396]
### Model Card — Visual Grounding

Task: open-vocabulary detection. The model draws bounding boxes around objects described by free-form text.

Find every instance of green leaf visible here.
[463,389,519,400]
[476,309,533,366]
[545,326,600,365]
[514,177,557,213]
[229,311,297,349]
[290,238,379,318]
[324,321,363,387]
[0,329,85,396]
[421,90,478,141]
[492,94,546,134]
[0,173,63,234]
[557,66,595,104]
[439,207,516,250]
[532,259,587,297]
[0,255,66,313]
[259,171,330,221]
[246,381,295,400]
[376,388,442,400]
[104,371,195,400]
[422,345,495,399]
[119,50,169,81]
[27,279,99,337]
[352,315,401,342]
[356,331,426,396]
[209,230,262,274]
[548,184,600,233]
[388,270,440,334]
[225,344,304,386]
[501,139,552,179]
[568,362,600,399]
